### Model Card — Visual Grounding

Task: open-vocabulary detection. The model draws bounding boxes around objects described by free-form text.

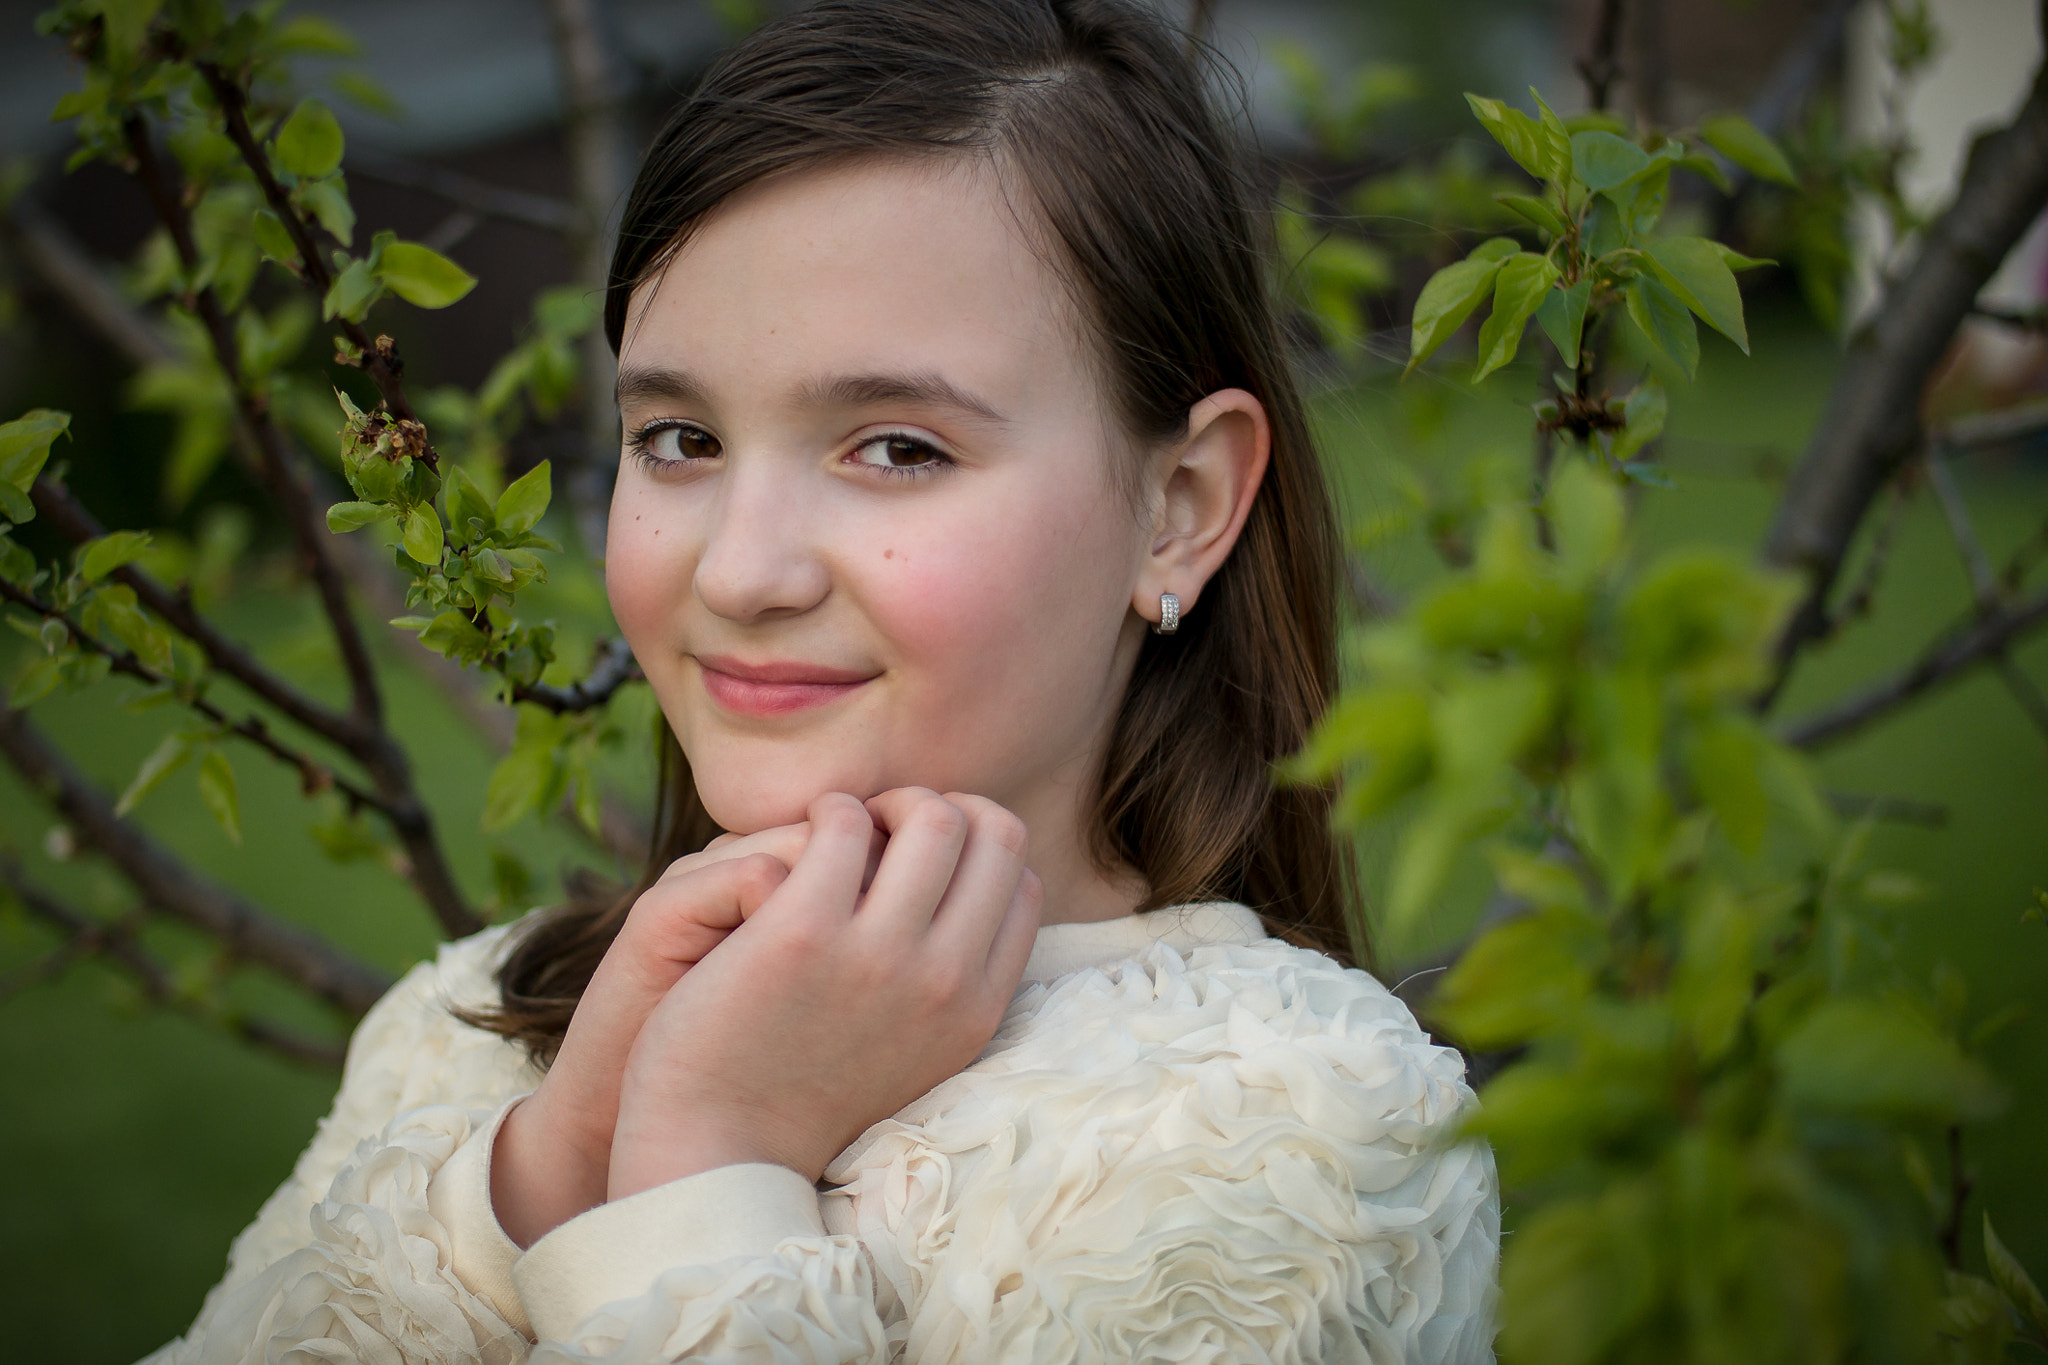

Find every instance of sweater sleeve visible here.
[825,940,1501,1365]
[138,924,888,1365]
[137,926,543,1365]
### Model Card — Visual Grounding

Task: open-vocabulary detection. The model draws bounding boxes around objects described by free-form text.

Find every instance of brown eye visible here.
[642,423,720,463]
[851,434,943,471]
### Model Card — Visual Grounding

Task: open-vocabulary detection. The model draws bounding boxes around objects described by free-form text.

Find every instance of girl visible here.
[146,1,1497,1360]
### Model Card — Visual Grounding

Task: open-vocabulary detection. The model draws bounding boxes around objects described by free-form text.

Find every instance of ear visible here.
[1134,388,1271,628]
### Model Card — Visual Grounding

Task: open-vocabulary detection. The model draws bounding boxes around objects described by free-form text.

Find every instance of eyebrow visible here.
[615,365,1008,426]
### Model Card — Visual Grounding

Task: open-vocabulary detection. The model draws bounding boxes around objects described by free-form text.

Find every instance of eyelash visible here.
[624,420,954,480]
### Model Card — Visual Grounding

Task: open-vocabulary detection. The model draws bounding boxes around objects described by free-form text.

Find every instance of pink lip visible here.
[694,654,877,718]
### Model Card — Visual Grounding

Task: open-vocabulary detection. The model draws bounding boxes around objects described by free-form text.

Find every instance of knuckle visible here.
[982,808,1029,859]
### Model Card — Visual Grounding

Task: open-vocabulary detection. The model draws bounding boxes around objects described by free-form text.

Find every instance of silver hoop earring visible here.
[1152,592,1180,635]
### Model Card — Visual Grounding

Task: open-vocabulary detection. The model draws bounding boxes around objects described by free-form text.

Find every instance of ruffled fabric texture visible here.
[143,915,1498,1364]
[527,1239,884,1365]
[826,939,1498,1364]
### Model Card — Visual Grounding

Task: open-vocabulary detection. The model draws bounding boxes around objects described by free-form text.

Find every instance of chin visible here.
[689,759,882,835]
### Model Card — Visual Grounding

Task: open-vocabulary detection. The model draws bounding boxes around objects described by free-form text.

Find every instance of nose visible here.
[692,455,831,624]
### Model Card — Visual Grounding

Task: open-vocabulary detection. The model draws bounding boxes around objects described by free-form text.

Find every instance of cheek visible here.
[604,489,694,645]
[872,478,1131,689]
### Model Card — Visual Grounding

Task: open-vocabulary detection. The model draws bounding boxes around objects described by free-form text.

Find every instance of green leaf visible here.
[8,652,62,708]
[1779,997,2005,1121]
[326,500,394,533]
[115,731,193,817]
[1698,112,1799,187]
[322,257,381,322]
[418,609,490,664]
[493,461,552,536]
[1529,88,1574,184]
[298,178,356,247]
[1406,255,1506,374]
[1673,152,1733,193]
[482,738,557,832]
[1609,380,1667,461]
[1472,253,1560,382]
[271,15,361,55]
[1464,93,1564,182]
[273,99,345,180]
[197,748,241,845]
[1495,193,1568,236]
[1547,457,1624,585]
[78,529,152,583]
[1685,714,1770,854]
[1624,275,1699,379]
[1433,910,1600,1049]
[251,208,299,266]
[374,241,477,309]
[1535,278,1592,368]
[1986,1214,2048,1344]
[1468,236,1521,263]
[1643,236,1750,353]
[1569,130,1650,192]
[401,506,444,566]
[0,408,70,504]
[1710,241,1775,272]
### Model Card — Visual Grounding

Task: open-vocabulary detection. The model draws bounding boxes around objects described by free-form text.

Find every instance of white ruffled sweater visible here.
[142,903,1499,1364]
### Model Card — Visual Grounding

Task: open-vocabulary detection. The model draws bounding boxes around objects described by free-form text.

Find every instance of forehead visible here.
[619,156,1098,414]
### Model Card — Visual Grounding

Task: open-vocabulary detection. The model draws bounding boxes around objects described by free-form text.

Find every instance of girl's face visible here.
[607,157,1162,846]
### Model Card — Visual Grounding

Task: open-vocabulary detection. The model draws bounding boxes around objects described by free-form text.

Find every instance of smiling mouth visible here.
[693,655,878,718]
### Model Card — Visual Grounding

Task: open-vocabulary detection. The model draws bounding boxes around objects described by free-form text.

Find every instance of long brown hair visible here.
[478,0,1360,1063]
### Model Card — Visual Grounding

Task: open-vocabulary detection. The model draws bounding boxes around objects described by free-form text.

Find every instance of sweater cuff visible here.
[513,1163,827,1341]
[424,1093,533,1338]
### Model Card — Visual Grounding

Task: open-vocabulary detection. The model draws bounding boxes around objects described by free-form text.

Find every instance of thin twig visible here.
[1996,658,2048,742]
[1825,790,1948,827]
[1828,470,1910,634]
[29,478,368,755]
[192,60,430,447]
[513,636,642,714]
[0,707,393,1017]
[0,200,174,369]
[1779,586,2048,749]
[0,576,391,816]
[119,114,480,938]
[120,114,388,732]
[1925,447,1999,609]
[1762,37,2048,695]
[345,148,578,234]
[0,858,345,1069]
[543,0,630,559]
[1578,0,1628,113]
[1971,303,2048,333]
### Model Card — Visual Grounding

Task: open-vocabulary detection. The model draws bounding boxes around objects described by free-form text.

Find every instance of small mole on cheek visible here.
[883,548,893,559]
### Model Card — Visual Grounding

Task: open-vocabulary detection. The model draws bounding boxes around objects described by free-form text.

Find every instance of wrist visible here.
[493,1094,611,1248]
[606,1111,820,1201]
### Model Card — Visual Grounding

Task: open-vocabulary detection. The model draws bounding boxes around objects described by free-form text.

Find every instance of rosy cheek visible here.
[605,507,691,647]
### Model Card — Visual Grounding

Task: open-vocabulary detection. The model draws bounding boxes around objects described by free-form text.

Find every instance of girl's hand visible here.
[491,820,870,1247]
[606,788,1043,1197]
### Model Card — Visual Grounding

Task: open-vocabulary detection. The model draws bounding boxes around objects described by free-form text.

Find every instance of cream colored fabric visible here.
[139,905,1500,1364]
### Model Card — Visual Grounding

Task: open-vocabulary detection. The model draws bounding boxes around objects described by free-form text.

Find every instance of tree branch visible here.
[1579,0,1628,113]
[0,707,393,1017]
[512,636,641,714]
[1778,586,2048,749]
[29,477,370,755]
[0,575,392,817]
[1762,24,2048,691]
[192,60,427,443]
[117,115,480,938]
[0,199,174,369]
[121,114,388,732]
[0,858,345,1069]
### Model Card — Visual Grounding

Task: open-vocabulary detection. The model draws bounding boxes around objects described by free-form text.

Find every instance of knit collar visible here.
[1019,902,1265,985]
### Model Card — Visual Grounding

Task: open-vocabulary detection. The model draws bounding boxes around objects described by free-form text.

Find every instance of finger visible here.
[924,793,1029,957]
[763,792,874,921]
[666,821,810,884]
[983,866,1044,992]
[860,788,970,933]
[600,851,791,1005]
